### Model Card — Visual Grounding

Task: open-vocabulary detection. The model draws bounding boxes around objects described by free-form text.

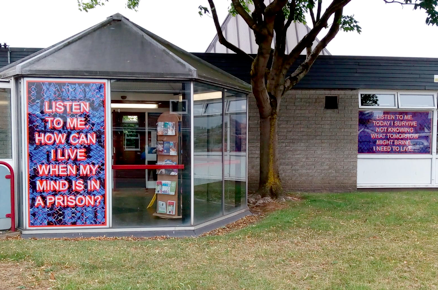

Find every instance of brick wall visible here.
[0,89,11,159]
[248,89,358,192]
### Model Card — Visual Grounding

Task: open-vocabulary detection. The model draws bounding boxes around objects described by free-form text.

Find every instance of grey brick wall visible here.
[248,89,358,192]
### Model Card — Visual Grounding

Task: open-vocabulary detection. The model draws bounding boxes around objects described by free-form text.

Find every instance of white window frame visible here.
[398,91,437,109]
[358,90,398,109]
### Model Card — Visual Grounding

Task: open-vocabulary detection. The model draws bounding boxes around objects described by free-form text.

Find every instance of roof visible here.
[0,14,250,92]
[194,53,438,91]
[3,46,438,91]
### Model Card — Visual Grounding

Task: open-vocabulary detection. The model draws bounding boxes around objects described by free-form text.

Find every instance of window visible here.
[205,102,222,114]
[227,99,246,113]
[399,94,435,108]
[360,94,396,108]
[122,115,140,151]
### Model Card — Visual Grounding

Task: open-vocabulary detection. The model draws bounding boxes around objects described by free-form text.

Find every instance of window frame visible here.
[358,91,397,109]
[398,92,437,109]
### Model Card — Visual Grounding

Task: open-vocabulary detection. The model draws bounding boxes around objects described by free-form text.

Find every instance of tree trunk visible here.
[258,112,282,198]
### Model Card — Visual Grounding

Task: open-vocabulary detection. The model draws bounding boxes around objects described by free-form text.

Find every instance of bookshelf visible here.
[153,112,182,219]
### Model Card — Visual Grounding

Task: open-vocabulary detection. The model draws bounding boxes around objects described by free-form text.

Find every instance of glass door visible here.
[145,112,161,188]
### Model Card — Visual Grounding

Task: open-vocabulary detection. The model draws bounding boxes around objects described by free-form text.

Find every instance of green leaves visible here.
[198,5,210,16]
[77,0,108,12]
[385,0,438,26]
[339,15,362,33]
[412,0,438,25]
[77,0,139,12]
[229,0,253,16]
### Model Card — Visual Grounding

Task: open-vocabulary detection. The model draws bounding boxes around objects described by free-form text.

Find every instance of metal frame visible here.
[190,82,195,226]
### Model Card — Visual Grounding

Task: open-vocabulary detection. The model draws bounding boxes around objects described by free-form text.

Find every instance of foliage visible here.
[76,0,438,198]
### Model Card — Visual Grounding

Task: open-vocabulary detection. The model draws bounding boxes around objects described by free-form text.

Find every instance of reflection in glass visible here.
[193,83,223,224]
[399,94,435,108]
[0,88,11,159]
[361,94,396,107]
[224,91,247,213]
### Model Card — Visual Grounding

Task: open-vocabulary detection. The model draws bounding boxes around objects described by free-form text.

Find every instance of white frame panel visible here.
[22,78,111,230]
[358,90,398,109]
[398,91,437,109]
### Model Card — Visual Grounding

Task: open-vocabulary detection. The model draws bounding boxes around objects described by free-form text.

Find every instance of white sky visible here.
[1,0,438,57]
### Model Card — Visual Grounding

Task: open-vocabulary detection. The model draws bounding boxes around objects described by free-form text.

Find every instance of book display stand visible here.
[152,112,182,219]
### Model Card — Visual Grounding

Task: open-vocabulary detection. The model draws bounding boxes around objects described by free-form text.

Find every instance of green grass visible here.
[2,191,438,289]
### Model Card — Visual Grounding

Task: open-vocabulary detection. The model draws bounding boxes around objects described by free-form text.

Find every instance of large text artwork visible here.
[358,111,432,154]
[27,80,107,227]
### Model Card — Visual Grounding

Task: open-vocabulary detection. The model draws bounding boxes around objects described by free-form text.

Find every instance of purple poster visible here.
[358,111,432,154]
[26,80,107,227]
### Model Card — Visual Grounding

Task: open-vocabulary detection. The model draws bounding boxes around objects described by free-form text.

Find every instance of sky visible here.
[1,0,438,58]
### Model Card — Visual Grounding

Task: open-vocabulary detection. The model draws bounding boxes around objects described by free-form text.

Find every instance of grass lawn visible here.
[2,191,438,289]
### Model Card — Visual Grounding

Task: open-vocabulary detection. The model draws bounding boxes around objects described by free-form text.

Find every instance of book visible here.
[155,181,162,194]
[157,141,164,155]
[169,142,177,155]
[161,181,171,194]
[166,122,175,135]
[170,181,176,195]
[167,201,175,215]
[157,122,175,135]
[163,142,170,154]
[157,201,166,214]
[157,122,164,135]
[156,160,178,175]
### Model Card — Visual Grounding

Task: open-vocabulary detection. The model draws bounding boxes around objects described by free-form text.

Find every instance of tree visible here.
[78,0,438,198]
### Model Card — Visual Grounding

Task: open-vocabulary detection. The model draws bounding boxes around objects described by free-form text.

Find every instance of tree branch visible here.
[284,8,344,91]
[284,0,350,72]
[316,0,323,22]
[383,0,414,5]
[309,8,317,26]
[284,0,296,32]
[265,0,289,18]
[231,0,262,34]
[207,0,253,61]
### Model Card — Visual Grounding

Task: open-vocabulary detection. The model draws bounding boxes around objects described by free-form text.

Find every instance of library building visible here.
[2,13,438,237]
[0,14,249,237]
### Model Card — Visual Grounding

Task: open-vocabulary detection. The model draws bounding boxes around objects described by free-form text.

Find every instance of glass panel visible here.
[111,80,191,227]
[360,94,396,107]
[194,83,223,224]
[0,88,11,159]
[228,99,247,113]
[399,94,435,108]
[193,104,204,116]
[205,102,222,114]
[358,111,432,154]
[224,91,247,214]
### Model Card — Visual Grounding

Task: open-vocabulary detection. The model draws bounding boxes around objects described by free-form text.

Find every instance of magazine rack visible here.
[153,112,182,219]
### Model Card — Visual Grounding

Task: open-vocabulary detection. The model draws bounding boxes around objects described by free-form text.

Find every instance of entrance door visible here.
[112,112,146,188]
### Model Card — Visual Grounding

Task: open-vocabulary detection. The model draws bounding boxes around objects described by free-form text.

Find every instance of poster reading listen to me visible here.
[358,111,432,154]
[26,80,107,227]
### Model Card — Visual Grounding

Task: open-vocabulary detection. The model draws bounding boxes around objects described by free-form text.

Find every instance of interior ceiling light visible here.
[111,103,158,109]
[194,91,222,101]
